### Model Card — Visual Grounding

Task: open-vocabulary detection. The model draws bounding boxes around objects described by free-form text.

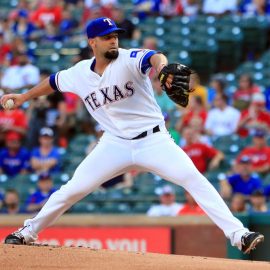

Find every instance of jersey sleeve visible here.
[49,66,77,94]
[127,49,158,76]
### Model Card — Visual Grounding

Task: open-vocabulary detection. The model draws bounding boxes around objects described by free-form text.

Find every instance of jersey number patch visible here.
[130,50,144,58]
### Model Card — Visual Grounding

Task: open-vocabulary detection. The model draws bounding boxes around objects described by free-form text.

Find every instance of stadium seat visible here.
[132,201,152,213]
[212,134,245,154]
[187,42,218,81]
[35,54,70,73]
[71,202,99,213]
[216,27,243,70]
[240,16,268,54]
[136,184,157,196]
[100,202,131,214]
[167,50,192,66]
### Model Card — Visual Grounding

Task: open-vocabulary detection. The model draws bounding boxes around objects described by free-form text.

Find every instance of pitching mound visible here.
[1,244,270,270]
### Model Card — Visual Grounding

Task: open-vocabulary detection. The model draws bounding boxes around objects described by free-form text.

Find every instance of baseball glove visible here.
[158,63,194,107]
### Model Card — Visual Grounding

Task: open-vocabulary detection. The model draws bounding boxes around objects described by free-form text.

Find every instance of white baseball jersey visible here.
[50,48,164,138]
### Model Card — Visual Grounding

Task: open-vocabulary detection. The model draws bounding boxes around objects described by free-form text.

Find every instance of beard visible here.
[104,49,119,60]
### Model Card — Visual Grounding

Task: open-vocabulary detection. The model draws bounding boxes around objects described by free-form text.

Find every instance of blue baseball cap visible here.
[86,17,125,39]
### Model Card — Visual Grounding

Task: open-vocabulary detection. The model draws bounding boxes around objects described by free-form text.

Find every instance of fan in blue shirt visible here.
[25,172,56,213]
[0,132,30,177]
[228,156,263,196]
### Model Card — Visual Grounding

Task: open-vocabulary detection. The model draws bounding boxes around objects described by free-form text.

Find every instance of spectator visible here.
[143,36,158,51]
[219,155,263,199]
[188,73,208,108]
[26,95,50,149]
[205,93,241,136]
[31,0,63,28]
[0,30,11,66]
[30,127,61,174]
[11,10,36,41]
[62,91,82,144]
[7,36,28,66]
[0,106,28,146]
[1,189,25,214]
[176,96,207,132]
[182,126,224,174]
[152,74,176,113]
[147,185,183,216]
[239,0,270,16]
[230,193,247,213]
[111,5,141,40]
[0,132,30,177]
[133,0,160,20]
[159,0,183,17]
[25,70,67,148]
[207,75,226,106]
[8,0,31,21]
[237,93,270,137]
[25,172,56,213]
[59,9,78,39]
[183,116,212,146]
[81,1,112,25]
[181,0,200,17]
[84,0,118,8]
[1,52,40,93]
[41,22,63,42]
[178,191,205,215]
[237,129,270,175]
[0,17,13,44]
[233,74,261,111]
[202,0,238,15]
[248,189,269,213]
[45,91,69,146]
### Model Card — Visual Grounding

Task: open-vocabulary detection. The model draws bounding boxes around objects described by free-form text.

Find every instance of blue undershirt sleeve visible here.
[49,73,59,92]
[140,50,158,74]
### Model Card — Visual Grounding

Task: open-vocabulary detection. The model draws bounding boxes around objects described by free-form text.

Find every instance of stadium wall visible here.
[0,214,269,260]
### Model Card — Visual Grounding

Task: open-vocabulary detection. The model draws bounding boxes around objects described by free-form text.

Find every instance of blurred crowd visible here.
[0,0,270,215]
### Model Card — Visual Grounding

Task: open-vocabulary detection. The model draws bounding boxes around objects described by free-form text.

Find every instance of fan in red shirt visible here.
[0,32,11,66]
[233,74,261,111]
[237,129,270,175]
[0,108,28,146]
[182,127,224,174]
[178,191,205,215]
[31,0,62,28]
[81,2,112,27]
[176,96,207,132]
[237,93,270,137]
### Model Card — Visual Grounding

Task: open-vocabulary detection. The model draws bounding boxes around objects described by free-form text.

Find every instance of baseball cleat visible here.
[241,232,264,254]
[5,226,28,245]
[5,233,26,245]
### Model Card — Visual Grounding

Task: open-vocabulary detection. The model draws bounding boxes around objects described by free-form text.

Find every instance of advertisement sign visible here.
[0,227,171,253]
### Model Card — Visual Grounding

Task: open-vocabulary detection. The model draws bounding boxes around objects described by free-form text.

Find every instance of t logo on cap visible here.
[86,17,125,39]
[103,18,113,26]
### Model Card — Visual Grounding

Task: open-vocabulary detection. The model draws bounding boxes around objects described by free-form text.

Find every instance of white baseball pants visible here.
[24,128,248,248]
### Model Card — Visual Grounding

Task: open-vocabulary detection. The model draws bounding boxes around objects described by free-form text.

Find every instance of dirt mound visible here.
[1,244,270,270]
